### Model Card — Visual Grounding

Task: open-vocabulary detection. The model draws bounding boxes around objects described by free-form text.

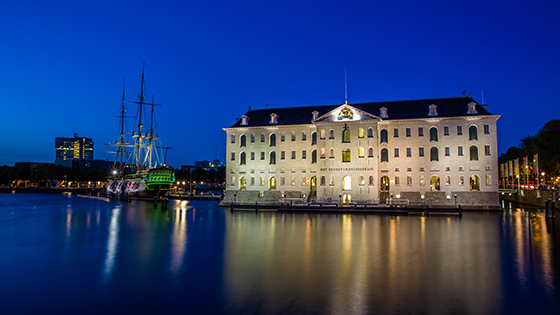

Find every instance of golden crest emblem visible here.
[337,107,353,120]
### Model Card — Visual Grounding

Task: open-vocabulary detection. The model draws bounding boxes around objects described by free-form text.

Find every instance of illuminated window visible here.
[446,176,450,185]
[407,176,412,186]
[342,148,351,162]
[420,176,425,186]
[358,128,364,138]
[459,175,464,185]
[320,148,326,158]
[342,175,351,190]
[329,148,335,158]
[342,128,350,143]
[320,129,326,139]
[359,175,365,186]
[470,175,480,191]
[291,177,296,186]
[486,175,491,185]
[330,176,334,186]
[358,147,364,158]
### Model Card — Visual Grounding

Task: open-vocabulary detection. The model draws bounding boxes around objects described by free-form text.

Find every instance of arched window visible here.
[311,132,317,145]
[342,128,351,143]
[269,151,276,165]
[380,129,388,143]
[329,129,334,139]
[320,176,326,186]
[470,175,480,191]
[470,146,479,161]
[358,147,364,158]
[430,176,440,191]
[329,148,335,158]
[269,177,276,190]
[430,147,439,161]
[311,150,317,164]
[367,128,374,138]
[469,126,478,140]
[240,135,246,147]
[342,148,351,162]
[430,127,438,142]
[368,147,374,157]
[239,177,247,190]
[381,148,389,162]
[358,128,364,138]
[369,175,374,185]
[320,129,326,139]
[240,152,246,165]
[320,148,326,158]
[359,175,365,185]
[343,175,351,191]
[330,175,334,185]
[270,134,276,147]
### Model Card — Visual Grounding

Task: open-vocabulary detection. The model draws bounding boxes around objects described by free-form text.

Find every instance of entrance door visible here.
[380,176,390,202]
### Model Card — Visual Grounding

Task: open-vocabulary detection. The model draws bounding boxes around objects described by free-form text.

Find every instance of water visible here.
[0,192,559,314]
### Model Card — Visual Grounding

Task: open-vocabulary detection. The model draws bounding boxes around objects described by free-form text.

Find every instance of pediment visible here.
[314,103,380,123]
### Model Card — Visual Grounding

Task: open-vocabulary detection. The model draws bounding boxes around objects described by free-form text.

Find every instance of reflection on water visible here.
[0,193,558,314]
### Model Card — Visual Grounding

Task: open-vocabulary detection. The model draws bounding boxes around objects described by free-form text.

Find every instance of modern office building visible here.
[222,96,501,209]
[55,133,93,167]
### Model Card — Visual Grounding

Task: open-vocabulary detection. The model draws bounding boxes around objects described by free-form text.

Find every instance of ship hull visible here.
[107,167,175,200]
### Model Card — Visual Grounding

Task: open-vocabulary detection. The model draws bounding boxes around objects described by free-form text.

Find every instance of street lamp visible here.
[454,194,457,208]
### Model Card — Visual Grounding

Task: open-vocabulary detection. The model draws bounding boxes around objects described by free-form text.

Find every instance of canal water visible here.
[0,192,559,314]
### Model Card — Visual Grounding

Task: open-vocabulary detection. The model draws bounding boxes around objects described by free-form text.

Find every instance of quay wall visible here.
[500,189,559,207]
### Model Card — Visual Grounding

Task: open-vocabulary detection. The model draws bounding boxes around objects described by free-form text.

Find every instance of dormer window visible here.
[467,102,478,115]
[380,107,388,119]
[311,111,319,122]
[428,104,438,116]
[270,113,278,124]
[241,115,249,126]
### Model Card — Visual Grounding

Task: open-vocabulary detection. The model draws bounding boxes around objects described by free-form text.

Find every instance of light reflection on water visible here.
[0,193,558,314]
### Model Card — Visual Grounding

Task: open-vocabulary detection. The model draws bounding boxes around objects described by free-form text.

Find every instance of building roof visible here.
[229,97,493,128]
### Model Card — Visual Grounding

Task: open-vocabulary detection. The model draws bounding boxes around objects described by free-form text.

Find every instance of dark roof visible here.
[229,97,493,128]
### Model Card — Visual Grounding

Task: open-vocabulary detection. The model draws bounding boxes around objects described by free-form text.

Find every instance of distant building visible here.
[182,159,224,171]
[55,133,93,167]
[14,162,54,168]
[71,159,111,171]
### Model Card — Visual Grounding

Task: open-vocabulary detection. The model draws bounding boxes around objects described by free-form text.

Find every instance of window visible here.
[406,128,411,137]
[261,134,265,142]
[291,151,296,159]
[231,152,235,161]
[459,176,464,185]
[240,135,246,147]
[419,147,425,157]
[281,133,285,142]
[302,177,306,186]
[418,127,424,137]
[430,127,438,142]
[231,135,235,143]
[430,147,438,161]
[329,129,334,139]
[394,128,399,138]
[311,132,317,145]
[457,126,463,135]
[302,132,306,141]
[381,148,389,162]
[407,176,412,186]
[485,145,491,155]
[231,176,235,186]
[320,176,326,186]
[251,177,255,186]
[329,148,335,158]
[395,176,400,185]
[406,147,411,157]
[367,128,374,138]
[359,175,365,186]
[251,134,255,143]
[342,128,350,143]
[470,146,479,161]
[458,146,464,156]
[269,151,276,165]
[320,129,326,139]
[302,150,306,159]
[470,175,480,191]
[369,175,374,185]
[368,147,374,157]
[380,129,388,143]
[281,176,285,186]
[311,150,317,163]
[359,147,365,158]
[291,177,296,186]
[251,152,255,160]
[240,152,246,165]
[469,126,478,140]
[320,148,326,158]
[342,176,351,191]
[394,148,399,157]
[444,126,449,136]
[445,146,450,156]
[281,151,285,160]
[260,176,265,186]
[358,128,364,138]
[486,175,491,185]
[260,152,265,160]
[342,148,351,162]
[420,176,425,186]
[446,176,450,185]
[330,176,335,186]
[270,134,276,147]
[484,124,490,134]
[291,133,296,141]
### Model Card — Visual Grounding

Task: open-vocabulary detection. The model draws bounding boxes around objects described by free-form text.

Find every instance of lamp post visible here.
[454,194,457,208]
[233,193,237,205]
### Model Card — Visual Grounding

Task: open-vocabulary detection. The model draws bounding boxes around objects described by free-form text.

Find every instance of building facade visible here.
[222,97,501,209]
[55,133,93,167]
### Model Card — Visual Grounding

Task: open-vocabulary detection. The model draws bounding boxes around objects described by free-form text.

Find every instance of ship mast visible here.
[135,61,146,168]
[118,79,126,170]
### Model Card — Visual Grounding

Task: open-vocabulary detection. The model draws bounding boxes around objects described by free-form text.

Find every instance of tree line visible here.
[498,119,560,178]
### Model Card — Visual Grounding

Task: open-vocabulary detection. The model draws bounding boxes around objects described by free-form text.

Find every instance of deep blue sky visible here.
[1,0,559,167]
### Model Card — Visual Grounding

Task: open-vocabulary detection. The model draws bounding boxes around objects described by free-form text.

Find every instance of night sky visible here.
[1,0,558,167]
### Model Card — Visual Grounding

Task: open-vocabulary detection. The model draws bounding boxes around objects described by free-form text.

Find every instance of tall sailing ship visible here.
[106,62,175,199]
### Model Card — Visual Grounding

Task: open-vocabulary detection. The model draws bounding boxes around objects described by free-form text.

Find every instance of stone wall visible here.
[500,189,559,207]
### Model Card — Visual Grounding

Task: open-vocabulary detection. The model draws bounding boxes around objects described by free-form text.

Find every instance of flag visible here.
[533,154,538,174]
[500,163,504,178]
[504,162,509,177]
[513,158,519,176]
[522,157,528,175]
[508,160,513,176]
